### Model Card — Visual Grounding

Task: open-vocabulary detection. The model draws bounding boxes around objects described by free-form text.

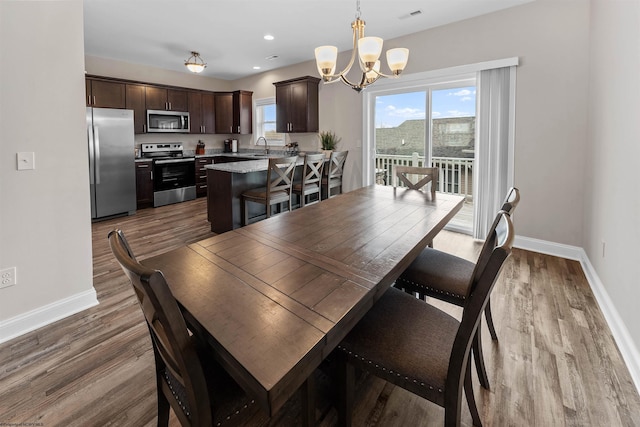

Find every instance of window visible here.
[254,97,285,146]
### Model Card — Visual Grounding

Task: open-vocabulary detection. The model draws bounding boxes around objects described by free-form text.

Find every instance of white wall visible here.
[0,1,96,335]
[585,0,640,357]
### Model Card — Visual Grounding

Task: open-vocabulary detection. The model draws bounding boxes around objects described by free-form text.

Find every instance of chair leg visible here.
[464,357,483,427]
[242,199,249,226]
[485,298,498,341]
[473,327,491,390]
[156,389,170,427]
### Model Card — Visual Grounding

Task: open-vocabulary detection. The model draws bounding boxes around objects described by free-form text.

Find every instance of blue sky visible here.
[375,86,476,128]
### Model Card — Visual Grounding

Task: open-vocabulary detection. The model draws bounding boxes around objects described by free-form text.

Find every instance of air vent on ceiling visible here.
[399,10,423,20]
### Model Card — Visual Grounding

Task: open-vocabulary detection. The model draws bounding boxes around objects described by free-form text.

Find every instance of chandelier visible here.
[314,0,409,92]
[185,51,207,73]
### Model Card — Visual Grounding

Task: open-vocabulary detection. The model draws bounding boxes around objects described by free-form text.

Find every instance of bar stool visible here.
[292,153,325,208]
[241,156,298,225]
[321,150,348,199]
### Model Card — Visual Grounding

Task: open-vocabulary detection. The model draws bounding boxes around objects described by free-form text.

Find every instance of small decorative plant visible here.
[319,131,341,151]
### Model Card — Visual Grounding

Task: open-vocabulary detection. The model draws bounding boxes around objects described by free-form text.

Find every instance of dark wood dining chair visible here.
[292,152,325,208]
[394,165,439,198]
[336,211,515,427]
[108,229,259,427]
[321,150,348,199]
[394,187,520,390]
[241,156,298,225]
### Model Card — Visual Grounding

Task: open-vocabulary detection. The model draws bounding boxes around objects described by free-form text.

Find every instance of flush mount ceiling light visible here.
[314,0,409,93]
[185,51,206,73]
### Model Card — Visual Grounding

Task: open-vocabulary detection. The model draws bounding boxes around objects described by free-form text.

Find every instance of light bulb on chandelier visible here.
[314,0,409,92]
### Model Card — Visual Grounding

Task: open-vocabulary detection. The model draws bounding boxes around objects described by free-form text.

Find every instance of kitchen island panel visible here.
[207,167,269,233]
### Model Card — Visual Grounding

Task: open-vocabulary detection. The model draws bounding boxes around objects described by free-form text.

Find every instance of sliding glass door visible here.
[369,79,476,233]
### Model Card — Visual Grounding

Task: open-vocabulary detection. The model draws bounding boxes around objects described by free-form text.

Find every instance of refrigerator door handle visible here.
[94,126,101,185]
[88,124,95,185]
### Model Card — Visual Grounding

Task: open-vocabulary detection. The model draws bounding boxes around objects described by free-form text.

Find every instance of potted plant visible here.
[319,130,341,157]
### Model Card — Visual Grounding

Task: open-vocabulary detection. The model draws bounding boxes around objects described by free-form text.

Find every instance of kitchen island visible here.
[205,154,305,233]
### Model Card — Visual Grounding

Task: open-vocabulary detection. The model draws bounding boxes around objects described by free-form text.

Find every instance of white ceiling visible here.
[83,0,532,81]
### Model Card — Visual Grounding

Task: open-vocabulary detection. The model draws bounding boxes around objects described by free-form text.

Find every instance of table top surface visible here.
[142,185,464,415]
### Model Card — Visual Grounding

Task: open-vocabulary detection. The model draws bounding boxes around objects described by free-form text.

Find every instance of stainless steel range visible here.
[141,143,196,207]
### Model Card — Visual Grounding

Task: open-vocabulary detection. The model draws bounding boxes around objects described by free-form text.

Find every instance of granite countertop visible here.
[205,154,307,174]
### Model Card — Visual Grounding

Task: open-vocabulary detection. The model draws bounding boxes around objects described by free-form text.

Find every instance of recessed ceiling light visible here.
[253,66,261,70]
[264,34,274,41]
[265,55,278,61]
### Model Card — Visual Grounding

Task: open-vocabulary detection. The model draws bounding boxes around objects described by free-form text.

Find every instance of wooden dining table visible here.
[142,184,464,423]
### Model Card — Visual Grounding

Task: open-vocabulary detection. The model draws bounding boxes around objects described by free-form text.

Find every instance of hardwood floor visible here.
[1,197,639,426]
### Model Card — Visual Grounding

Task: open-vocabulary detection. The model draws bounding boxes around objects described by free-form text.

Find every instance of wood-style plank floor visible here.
[1,197,639,426]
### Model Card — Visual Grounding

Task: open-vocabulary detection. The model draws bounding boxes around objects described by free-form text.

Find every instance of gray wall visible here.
[0,1,94,322]
[585,0,640,357]
[234,0,591,248]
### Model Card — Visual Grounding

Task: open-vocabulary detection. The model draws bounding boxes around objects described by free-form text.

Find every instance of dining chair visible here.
[292,152,325,208]
[321,150,348,199]
[108,229,259,426]
[241,156,298,225]
[394,165,439,198]
[336,211,515,427]
[394,187,520,390]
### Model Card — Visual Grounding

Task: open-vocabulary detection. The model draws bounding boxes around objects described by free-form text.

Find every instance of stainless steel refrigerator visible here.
[87,107,136,220]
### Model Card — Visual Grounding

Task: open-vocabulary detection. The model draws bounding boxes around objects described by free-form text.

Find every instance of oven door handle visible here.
[154,158,195,165]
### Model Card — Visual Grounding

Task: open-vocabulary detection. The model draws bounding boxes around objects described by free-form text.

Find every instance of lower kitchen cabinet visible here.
[135,160,154,208]
[196,156,214,197]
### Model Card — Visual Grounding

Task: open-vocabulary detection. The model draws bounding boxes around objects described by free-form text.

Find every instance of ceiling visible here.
[83,0,532,81]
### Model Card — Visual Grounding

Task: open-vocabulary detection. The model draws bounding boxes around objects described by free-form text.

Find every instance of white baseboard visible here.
[515,235,640,394]
[0,288,99,345]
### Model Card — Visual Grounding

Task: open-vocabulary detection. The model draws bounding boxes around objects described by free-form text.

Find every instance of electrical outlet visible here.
[0,267,17,289]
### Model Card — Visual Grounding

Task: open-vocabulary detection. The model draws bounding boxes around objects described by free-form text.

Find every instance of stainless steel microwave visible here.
[146,110,190,133]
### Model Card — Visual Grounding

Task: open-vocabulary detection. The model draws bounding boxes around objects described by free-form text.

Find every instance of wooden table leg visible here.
[300,374,316,427]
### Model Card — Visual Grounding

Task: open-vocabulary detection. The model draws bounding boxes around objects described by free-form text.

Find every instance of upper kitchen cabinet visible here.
[145,86,189,112]
[188,91,215,134]
[86,78,126,109]
[274,76,320,133]
[214,91,252,134]
[126,84,146,134]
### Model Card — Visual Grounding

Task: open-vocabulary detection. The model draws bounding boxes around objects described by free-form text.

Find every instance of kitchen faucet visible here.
[256,136,269,154]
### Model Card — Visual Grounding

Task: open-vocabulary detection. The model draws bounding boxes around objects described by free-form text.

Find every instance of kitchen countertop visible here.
[205,154,306,174]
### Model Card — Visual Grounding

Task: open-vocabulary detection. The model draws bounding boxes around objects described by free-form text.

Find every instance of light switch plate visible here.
[17,152,35,170]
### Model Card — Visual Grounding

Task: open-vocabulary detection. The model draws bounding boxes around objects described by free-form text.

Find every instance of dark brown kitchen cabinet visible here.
[145,86,188,111]
[274,76,320,133]
[135,160,154,209]
[214,90,252,134]
[214,92,233,134]
[188,91,215,134]
[195,156,214,197]
[86,78,126,109]
[126,84,146,134]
